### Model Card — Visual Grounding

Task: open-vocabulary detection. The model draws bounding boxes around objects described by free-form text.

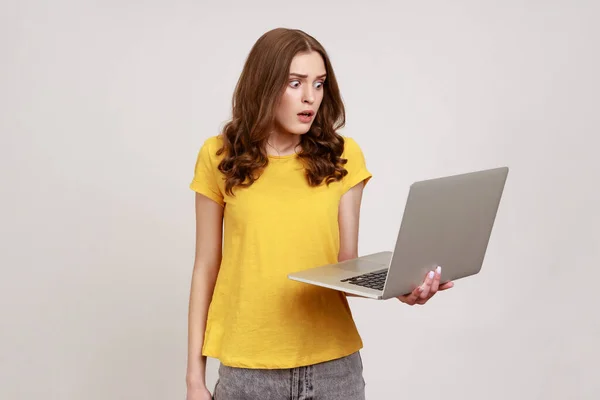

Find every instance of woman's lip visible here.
[298,114,314,122]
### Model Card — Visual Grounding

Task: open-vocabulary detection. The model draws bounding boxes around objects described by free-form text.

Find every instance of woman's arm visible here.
[186,193,223,392]
[338,181,366,262]
[338,181,370,298]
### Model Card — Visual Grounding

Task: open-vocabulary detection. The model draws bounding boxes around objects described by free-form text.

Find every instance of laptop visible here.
[288,166,509,300]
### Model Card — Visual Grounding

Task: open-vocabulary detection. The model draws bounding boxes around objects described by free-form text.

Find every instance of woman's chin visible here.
[289,124,312,135]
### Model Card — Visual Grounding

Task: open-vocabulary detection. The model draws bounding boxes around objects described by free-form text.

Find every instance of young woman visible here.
[186,27,453,400]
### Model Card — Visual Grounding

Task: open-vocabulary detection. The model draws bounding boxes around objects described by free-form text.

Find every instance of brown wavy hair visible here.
[216,27,348,196]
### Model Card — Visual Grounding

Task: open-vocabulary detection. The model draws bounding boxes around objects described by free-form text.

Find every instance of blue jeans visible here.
[213,351,366,400]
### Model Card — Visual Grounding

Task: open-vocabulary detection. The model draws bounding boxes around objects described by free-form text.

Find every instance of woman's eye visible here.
[290,80,324,89]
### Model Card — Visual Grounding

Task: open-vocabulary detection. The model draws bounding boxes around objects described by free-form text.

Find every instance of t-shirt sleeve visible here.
[341,137,372,193]
[189,138,225,206]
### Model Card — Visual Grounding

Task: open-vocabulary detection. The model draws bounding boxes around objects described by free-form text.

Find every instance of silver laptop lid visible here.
[381,167,509,299]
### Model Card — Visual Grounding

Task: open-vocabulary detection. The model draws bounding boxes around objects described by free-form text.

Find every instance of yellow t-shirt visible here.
[189,135,372,369]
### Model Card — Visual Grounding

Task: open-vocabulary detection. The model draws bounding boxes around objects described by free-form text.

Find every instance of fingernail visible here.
[428,271,434,279]
[436,266,442,274]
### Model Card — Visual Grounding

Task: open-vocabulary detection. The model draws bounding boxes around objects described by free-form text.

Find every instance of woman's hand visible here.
[397,266,454,305]
[186,369,212,400]
[186,385,213,400]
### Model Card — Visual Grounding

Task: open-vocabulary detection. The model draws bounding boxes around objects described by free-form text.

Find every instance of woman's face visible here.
[273,51,327,136]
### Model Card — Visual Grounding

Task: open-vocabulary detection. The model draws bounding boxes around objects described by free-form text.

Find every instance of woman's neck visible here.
[266,131,301,156]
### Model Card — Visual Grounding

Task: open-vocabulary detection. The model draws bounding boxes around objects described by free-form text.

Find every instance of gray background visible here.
[1,0,599,399]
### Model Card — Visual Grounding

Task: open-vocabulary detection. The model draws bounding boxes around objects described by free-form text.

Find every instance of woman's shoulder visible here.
[341,136,365,158]
[196,134,225,163]
[201,134,225,152]
[338,135,371,188]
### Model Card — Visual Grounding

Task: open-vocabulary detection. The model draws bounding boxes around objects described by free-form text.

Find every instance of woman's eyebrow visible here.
[289,72,327,79]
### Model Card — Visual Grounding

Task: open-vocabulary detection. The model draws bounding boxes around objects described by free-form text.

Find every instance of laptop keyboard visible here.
[341,269,388,291]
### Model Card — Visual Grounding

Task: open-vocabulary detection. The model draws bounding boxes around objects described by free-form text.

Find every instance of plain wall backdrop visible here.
[1,0,599,399]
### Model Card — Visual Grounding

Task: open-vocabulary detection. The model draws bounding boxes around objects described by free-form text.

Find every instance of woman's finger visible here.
[398,286,422,305]
[419,270,435,299]
[415,297,429,305]
[430,265,442,294]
